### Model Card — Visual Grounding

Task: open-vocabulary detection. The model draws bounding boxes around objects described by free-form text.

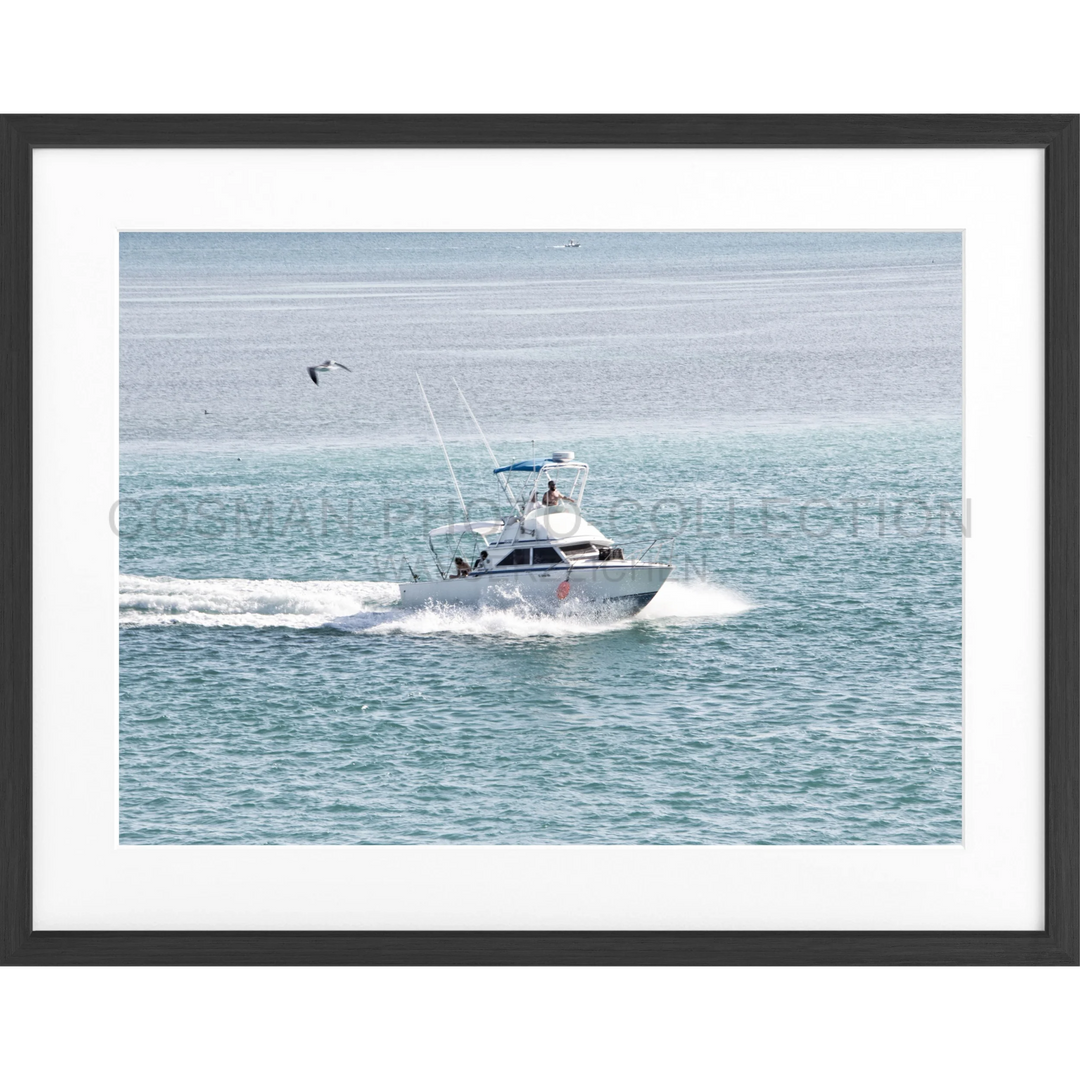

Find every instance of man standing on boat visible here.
[542,479,575,507]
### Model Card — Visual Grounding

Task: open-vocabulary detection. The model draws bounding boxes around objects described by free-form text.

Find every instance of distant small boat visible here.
[564,239,580,248]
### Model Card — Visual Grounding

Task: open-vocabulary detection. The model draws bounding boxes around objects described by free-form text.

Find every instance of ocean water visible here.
[119,232,962,844]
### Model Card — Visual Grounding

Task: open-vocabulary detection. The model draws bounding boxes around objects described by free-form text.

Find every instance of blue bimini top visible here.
[492,459,556,474]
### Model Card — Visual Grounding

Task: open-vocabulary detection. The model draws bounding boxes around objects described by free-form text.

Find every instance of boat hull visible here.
[398,563,671,615]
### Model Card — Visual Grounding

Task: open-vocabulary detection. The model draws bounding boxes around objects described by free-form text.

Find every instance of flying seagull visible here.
[307,360,352,386]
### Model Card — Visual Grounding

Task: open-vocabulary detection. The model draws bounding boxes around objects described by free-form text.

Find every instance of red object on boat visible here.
[556,581,571,600]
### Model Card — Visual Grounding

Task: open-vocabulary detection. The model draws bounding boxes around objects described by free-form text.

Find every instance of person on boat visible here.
[542,479,575,506]
[452,557,470,578]
[473,550,489,570]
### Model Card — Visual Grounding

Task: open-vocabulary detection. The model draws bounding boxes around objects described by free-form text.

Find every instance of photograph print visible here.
[118,230,963,846]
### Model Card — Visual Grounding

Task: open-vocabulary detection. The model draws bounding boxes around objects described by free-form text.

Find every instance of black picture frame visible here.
[1,114,1076,965]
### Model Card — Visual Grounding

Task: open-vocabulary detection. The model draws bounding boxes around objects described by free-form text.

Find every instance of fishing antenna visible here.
[416,375,468,519]
[452,376,520,513]
[452,376,500,469]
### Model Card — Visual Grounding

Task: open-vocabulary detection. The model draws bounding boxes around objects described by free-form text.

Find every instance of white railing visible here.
[631,536,678,565]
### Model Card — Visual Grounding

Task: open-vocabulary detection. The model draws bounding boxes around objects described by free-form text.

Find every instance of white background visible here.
[33,147,1043,932]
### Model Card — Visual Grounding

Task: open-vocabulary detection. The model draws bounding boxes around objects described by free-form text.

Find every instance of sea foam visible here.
[636,580,753,621]
[118,575,399,629]
[120,574,752,634]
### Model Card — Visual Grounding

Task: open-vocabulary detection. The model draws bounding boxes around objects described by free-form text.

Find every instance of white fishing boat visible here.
[399,381,674,614]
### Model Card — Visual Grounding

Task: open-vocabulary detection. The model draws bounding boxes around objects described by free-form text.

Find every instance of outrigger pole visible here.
[452,376,521,514]
[416,375,468,519]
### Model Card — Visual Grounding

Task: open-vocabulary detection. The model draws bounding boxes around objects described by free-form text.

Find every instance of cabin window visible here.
[559,543,598,561]
[531,546,563,565]
[497,548,531,566]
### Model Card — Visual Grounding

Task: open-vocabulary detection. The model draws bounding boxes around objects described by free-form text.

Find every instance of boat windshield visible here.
[559,543,599,561]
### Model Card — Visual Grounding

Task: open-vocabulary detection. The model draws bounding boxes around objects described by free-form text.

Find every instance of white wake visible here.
[118,575,399,629]
[119,575,752,634]
[636,580,752,621]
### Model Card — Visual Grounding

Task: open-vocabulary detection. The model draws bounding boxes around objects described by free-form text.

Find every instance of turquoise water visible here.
[119,232,962,844]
